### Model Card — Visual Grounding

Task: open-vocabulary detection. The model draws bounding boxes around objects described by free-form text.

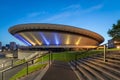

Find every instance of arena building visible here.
[9,23,104,50]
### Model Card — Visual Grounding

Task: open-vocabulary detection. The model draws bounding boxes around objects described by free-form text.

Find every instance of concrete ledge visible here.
[68,63,81,80]
[34,64,49,80]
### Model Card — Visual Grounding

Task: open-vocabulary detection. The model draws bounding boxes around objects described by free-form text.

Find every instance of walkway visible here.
[41,60,78,80]
[21,60,78,80]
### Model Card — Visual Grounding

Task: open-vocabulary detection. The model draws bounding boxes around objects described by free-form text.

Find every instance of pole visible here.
[49,51,50,68]
[11,59,14,67]
[2,71,3,80]
[51,52,53,63]
[104,44,106,62]
[32,60,34,64]
[50,51,52,64]
[26,62,28,75]
[42,56,43,64]
[75,54,77,70]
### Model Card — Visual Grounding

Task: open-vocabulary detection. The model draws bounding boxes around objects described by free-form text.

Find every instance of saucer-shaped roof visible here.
[9,23,104,48]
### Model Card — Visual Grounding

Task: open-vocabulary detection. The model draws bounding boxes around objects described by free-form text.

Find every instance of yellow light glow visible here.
[66,35,70,45]
[80,46,97,48]
[29,33,42,45]
[20,33,36,46]
[117,46,120,49]
[75,37,81,45]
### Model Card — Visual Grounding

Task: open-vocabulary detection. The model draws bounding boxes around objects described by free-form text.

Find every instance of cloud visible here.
[42,4,103,22]
[82,4,103,13]
[17,4,103,23]
[42,4,81,22]
[42,12,71,22]
[27,12,41,18]
[62,4,81,11]
[16,11,47,23]
[26,11,46,18]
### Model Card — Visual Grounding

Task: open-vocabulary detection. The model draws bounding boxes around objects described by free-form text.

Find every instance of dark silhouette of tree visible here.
[108,20,120,40]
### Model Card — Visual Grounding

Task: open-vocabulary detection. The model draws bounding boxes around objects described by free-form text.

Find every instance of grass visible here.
[76,50,103,59]
[107,48,120,51]
[10,63,47,80]
[35,54,49,63]
[9,51,79,80]
[10,53,49,80]
[13,59,26,66]
[10,48,118,80]
[52,50,103,62]
[35,50,103,62]
[52,51,77,62]
[35,48,120,63]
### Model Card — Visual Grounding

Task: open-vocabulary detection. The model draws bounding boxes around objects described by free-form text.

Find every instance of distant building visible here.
[108,39,115,48]
[5,44,10,51]
[108,39,120,48]
[10,42,17,50]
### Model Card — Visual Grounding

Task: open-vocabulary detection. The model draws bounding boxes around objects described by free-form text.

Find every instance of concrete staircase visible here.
[70,52,120,80]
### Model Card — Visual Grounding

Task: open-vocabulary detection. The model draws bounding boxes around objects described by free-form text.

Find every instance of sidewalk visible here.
[20,61,78,80]
[41,60,78,80]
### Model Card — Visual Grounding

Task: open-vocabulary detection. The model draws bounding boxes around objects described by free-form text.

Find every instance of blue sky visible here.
[0,0,120,45]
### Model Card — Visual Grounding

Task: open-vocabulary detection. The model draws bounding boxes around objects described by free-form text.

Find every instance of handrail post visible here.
[2,71,4,80]
[104,44,106,62]
[75,54,77,70]
[26,62,28,75]
[49,51,50,68]
[50,51,53,64]
[11,59,14,67]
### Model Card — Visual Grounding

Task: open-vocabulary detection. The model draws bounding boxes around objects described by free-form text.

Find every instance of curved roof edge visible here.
[9,23,104,44]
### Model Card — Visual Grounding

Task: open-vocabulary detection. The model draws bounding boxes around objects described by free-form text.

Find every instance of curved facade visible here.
[9,23,104,48]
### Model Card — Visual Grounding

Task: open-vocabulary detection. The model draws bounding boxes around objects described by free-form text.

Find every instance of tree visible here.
[108,20,120,40]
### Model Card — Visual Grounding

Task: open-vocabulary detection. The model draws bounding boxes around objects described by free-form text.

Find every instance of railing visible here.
[0,58,17,71]
[0,51,52,80]
[74,49,104,70]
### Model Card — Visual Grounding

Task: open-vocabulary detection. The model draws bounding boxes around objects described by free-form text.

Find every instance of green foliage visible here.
[10,50,105,80]
[108,20,120,40]
[52,51,77,62]
[14,59,26,66]
[35,54,49,63]
[51,50,103,62]
[77,50,102,59]
[107,48,120,51]
[35,50,103,62]
[10,63,47,80]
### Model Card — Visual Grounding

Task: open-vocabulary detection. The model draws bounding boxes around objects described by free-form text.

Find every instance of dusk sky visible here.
[0,0,120,45]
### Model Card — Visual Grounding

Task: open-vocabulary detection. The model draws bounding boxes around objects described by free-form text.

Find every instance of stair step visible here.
[77,64,95,80]
[71,52,120,80]
[80,60,113,80]
[86,58,120,70]
[92,57,120,64]
[70,61,87,80]
[88,60,120,75]
[79,59,120,80]
[76,61,106,80]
